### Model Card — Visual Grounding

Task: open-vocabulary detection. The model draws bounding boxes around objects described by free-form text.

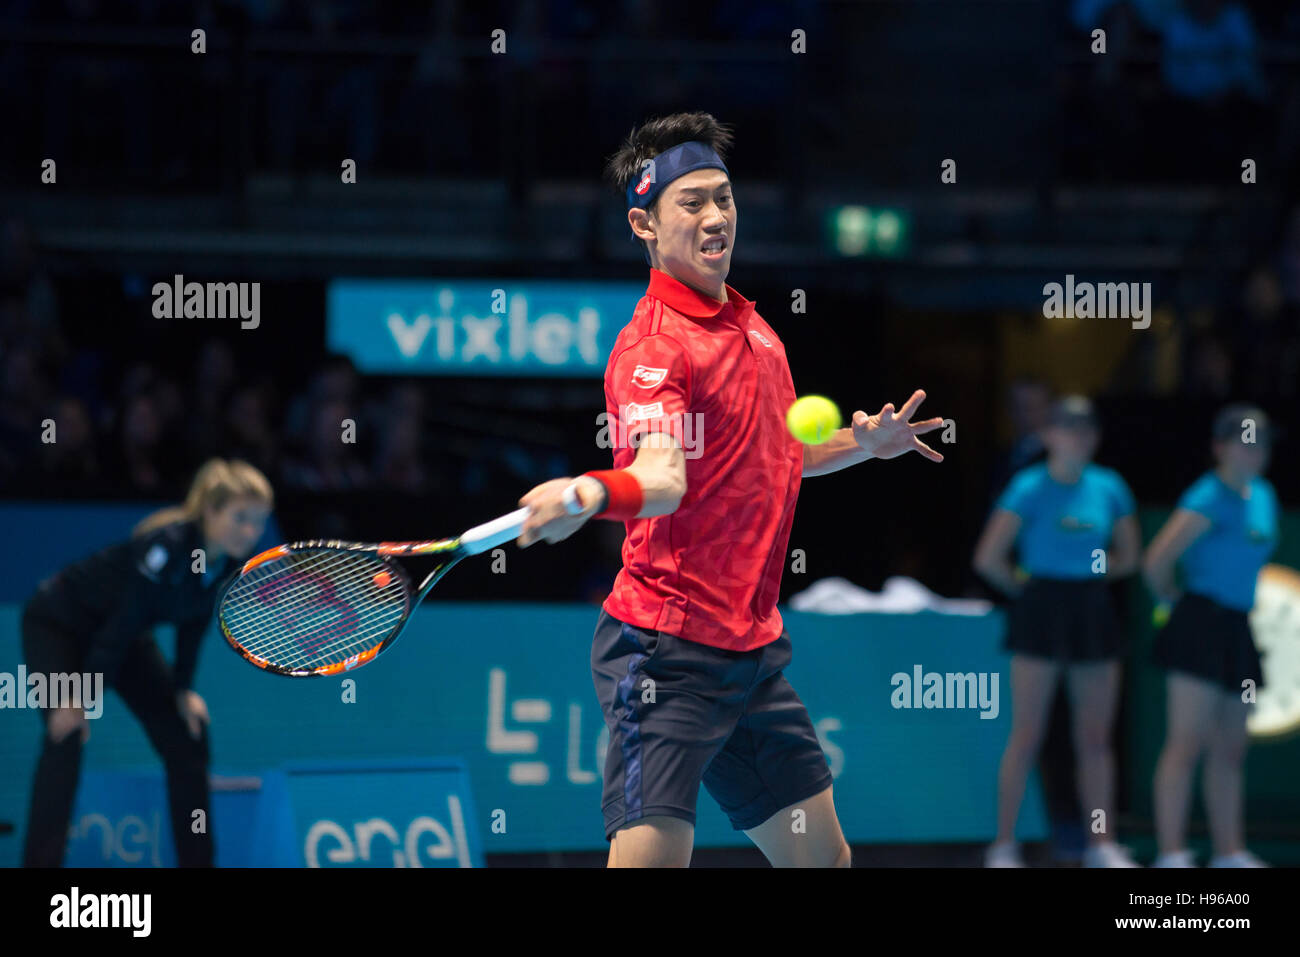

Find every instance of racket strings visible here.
[221,548,411,671]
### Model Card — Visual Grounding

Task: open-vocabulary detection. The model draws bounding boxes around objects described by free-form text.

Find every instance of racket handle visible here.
[460,506,532,555]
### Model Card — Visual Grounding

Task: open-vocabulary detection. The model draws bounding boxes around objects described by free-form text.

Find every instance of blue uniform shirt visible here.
[996,463,1136,579]
[1177,471,1278,611]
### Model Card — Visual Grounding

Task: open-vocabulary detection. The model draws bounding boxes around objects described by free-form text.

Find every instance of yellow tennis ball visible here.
[1152,602,1171,628]
[787,395,841,445]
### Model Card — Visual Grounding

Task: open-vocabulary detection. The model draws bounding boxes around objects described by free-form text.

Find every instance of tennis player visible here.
[21,458,273,867]
[1144,403,1278,867]
[973,396,1141,867]
[516,112,945,867]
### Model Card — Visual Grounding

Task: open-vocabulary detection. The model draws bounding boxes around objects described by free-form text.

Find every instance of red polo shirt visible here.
[601,268,803,652]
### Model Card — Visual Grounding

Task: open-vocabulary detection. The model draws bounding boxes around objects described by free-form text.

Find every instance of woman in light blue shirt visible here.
[974,396,1141,867]
[1143,403,1279,868]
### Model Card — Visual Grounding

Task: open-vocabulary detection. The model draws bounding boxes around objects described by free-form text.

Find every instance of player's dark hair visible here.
[603,112,734,258]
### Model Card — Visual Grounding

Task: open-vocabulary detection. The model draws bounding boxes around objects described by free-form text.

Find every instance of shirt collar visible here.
[646,268,755,326]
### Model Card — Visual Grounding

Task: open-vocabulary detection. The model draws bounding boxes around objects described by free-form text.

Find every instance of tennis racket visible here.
[217,503,563,678]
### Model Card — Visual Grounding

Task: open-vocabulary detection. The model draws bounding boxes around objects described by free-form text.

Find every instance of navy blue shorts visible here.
[591,609,834,840]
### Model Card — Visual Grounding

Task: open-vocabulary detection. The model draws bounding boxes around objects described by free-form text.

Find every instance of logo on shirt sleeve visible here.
[139,543,169,580]
[631,365,668,388]
[625,401,664,423]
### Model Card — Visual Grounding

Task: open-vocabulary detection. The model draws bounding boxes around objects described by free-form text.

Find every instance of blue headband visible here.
[626,141,729,264]
[626,140,729,210]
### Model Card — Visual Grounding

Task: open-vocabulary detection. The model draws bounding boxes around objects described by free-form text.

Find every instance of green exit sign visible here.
[828,206,910,257]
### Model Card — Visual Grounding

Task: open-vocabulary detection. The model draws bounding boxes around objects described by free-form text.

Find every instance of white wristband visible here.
[561,482,585,515]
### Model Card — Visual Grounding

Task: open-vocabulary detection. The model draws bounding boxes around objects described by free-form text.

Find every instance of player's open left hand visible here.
[852,389,945,462]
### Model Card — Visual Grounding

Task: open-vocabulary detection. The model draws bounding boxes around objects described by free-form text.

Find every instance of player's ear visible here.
[628,207,655,243]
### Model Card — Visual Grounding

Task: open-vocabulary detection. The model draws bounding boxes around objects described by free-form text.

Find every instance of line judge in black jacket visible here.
[21,458,273,867]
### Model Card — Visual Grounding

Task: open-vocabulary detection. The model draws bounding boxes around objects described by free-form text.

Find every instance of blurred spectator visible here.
[108,391,168,493]
[1235,265,1300,398]
[366,383,434,493]
[152,376,186,447]
[373,411,430,494]
[1161,0,1266,102]
[1064,0,1155,180]
[281,396,370,491]
[392,0,474,173]
[284,354,359,450]
[189,339,238,462]
[1184,329,1234,396]
[225,383,280,477]
[1151,0,1270,179]
[0,218,62,359]
[37,396,101,490]
[989,378,1052,497]
[262,1,381,172]
[1072,0,1179,33]
[0,345,55,483]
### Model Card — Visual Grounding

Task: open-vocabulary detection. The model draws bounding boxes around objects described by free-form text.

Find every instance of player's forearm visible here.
[973,556,1022,597]
[1107,548,1140,579]
[619,461,685,516]
[173,619,206,690]
[802,428,871,477]
[574,457,685,520]
[1142,556,1180,603]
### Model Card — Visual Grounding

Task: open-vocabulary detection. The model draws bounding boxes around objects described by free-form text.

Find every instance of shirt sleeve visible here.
[1177,476,1219,522]
[1109,472,1137,519]
[172,564,233,690]
[172,617,208,691]
[606,334,691,454]
[82,534,173,687]
[994,470,1036,519]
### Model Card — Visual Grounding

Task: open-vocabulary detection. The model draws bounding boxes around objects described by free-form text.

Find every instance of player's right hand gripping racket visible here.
[217,505,542,677]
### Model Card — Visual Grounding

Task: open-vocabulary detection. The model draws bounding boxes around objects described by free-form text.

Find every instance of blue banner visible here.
[326,279,643,376]
[60,763,480,867]
[65,771,268,867]
[0,601,1044,864]
[276,760,481,868]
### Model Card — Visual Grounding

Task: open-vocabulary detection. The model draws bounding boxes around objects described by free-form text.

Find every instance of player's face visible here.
[647,170,735,298]
[1044,422,1098,465]
[1216,436,1270,480]
[206,496,271,560]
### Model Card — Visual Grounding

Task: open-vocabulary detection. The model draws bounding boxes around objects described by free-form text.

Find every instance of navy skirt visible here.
[1004,577,1124,662]
[1153,592,1263,692]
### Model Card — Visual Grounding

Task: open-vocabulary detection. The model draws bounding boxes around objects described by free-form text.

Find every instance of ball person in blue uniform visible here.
[21,459,273,867]
[974,396,1141,867]
[1143,404,1278,868]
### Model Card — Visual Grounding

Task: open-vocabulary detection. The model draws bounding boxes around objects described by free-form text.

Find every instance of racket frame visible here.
[217,537,469,678]
[216,504,538,677]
